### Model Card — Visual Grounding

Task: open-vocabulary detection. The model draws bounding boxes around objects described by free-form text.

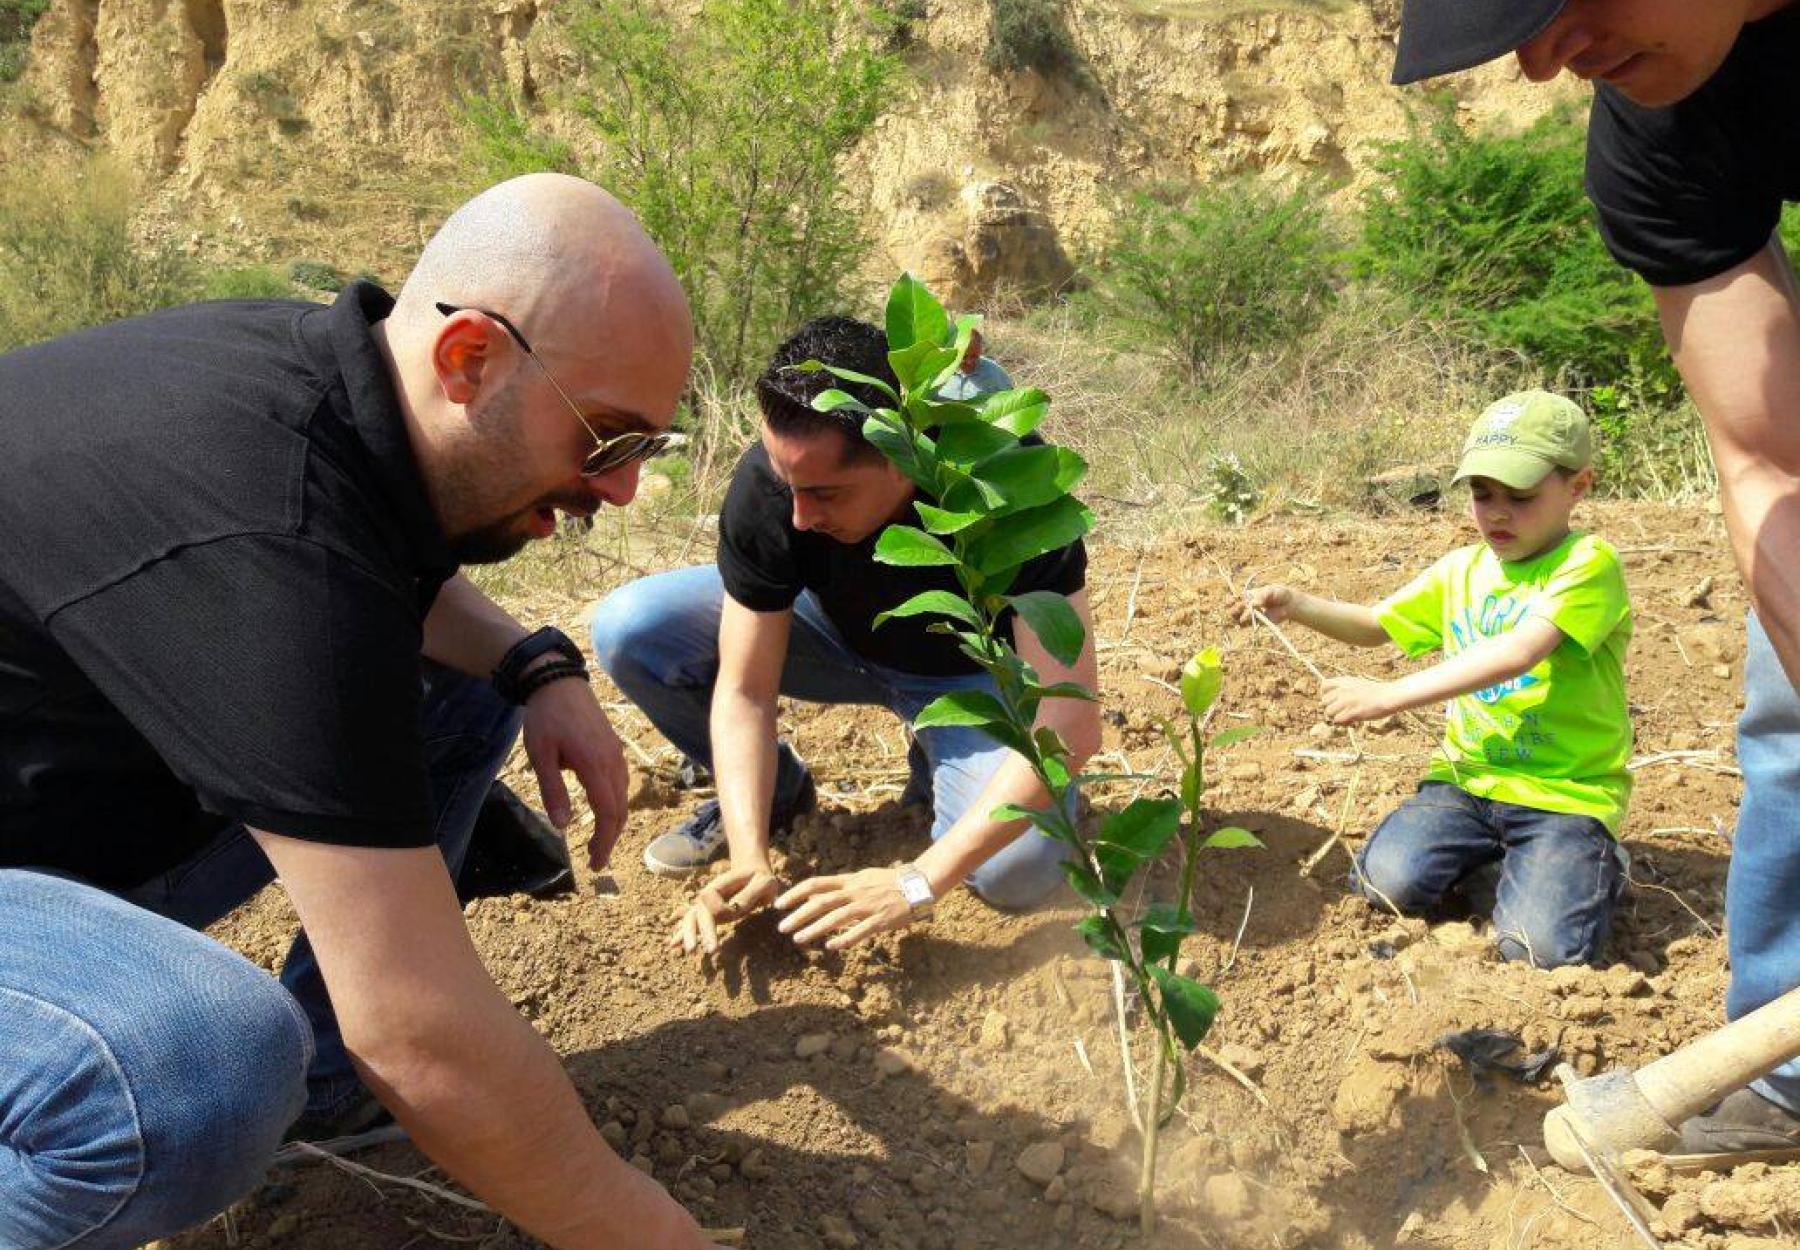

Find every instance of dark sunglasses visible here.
[436,302,683,477]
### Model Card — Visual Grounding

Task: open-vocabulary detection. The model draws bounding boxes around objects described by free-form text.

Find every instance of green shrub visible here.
[199,265,295,301]
[1355,106,1668,387]
[468,0,896,388]
[0,0,49,84]
[0,156,195,351]
[288,259,346,291]
[985,0,1082,78]
[1588,371,1716,501]
[1101,182,1339,382]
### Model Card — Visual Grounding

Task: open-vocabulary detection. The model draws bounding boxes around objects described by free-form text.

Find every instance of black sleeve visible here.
[716,446,803,612]
[1585,85,1783,288]
[46,535,435,845]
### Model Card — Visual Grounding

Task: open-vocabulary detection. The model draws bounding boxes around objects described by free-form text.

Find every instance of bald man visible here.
[0,176,721,1248]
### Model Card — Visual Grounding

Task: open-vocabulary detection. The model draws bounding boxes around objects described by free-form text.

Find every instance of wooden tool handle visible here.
[1638,986,1800,1124]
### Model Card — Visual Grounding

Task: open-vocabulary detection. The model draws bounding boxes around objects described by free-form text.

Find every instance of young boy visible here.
[1237,391,1632,967]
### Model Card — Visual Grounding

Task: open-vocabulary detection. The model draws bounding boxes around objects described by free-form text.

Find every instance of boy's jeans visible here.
[1353,782,1625,968]
[0,665,519,1249]
[1729,614,1800,1113]
[590,565,1072,910]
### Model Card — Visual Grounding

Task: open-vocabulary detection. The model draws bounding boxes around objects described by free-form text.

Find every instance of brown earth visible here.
[171,499,1787,1250]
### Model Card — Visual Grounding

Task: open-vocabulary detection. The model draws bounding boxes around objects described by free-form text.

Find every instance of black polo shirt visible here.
[717,441,1088,676]
[0,282,457,891]
[1586,5,1800,286]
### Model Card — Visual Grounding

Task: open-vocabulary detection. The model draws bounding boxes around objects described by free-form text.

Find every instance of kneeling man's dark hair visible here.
[756,316,899,462]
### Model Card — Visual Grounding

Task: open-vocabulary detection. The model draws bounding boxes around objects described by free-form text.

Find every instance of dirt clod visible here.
[1015,1140,1064,1185]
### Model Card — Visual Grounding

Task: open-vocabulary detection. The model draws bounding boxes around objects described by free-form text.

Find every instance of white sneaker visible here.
[641,774,818,878]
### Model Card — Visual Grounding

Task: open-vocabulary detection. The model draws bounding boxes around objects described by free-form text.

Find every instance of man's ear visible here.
[433,311,498,406]
[1569,466,1595,502]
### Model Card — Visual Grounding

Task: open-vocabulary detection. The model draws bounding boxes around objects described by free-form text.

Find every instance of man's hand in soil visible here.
[775,866,915,951]
[1320,675,1400,725]
[671,860,782,955]
[521,676,629,870]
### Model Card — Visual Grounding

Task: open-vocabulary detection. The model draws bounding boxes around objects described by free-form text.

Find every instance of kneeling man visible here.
[592,316,1100,953]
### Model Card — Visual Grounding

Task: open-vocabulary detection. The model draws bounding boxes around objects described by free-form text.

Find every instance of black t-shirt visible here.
[1586,5,1800,286]
[717,442,1088,676]
[0,283,457,891]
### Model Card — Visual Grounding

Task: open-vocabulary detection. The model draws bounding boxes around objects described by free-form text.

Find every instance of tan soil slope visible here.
[170,501,1790,1250]
[14,0,1575,299]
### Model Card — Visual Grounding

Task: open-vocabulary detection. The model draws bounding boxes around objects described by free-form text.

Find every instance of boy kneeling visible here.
[1239,392,1632,967]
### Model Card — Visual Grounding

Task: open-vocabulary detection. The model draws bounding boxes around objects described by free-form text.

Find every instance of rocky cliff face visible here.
[11,0,1572,303]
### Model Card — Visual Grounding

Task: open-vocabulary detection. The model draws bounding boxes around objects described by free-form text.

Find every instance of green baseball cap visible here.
[1452,391,1592,489]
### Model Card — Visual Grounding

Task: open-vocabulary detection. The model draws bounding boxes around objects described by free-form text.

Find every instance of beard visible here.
[435,377,590,565]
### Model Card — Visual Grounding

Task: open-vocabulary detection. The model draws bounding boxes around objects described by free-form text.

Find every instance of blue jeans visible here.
[590,565,1072,909]
[0,665,519,1248]
[1729,614,1800,1113]
[1353,782,1625,968]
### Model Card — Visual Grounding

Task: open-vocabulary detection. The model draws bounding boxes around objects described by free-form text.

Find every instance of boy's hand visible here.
[1321,675,1399,725]
[1235,584,1298,625]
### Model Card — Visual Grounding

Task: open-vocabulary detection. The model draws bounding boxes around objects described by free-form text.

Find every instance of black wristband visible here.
[492,626,586,705]
[514,660,590,704]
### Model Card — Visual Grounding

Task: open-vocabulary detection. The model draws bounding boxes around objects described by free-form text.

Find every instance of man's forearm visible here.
[1288,593,1388,647]
[354,986,706,1247]
[422,573,531,677]
[709,686,780,866]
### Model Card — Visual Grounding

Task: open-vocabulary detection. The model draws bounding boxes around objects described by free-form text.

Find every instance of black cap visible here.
[1391,0,1568,85]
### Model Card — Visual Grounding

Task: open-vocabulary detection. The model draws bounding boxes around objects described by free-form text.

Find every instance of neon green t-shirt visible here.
[1375,532,1633,833]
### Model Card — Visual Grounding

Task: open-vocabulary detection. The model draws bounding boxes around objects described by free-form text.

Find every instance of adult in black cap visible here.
[1391,0,1800,1154]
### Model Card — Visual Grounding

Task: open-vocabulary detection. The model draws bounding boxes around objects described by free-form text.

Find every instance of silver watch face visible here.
[900,870,934,908]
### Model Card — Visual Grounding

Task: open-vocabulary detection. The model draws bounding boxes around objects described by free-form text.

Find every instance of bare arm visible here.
[671,597,791,954]
[252,832,714,1249]
[1320,618,1565,725]
[419,573,628,862]
[777,589,1103,950]
[1235,585,1388,648]
[1655,239,1800,688]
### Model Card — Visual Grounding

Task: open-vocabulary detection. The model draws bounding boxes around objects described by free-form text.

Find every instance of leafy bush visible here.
[0,156,195,351]
[1102,182,1339,382]
[1355,106,1668,387]
[199,265,294,301]
[288,259,346,291]
[985,0,1082,78]
[467,0,895,387]
[1588,371,1716,501]
[0,0,48,84]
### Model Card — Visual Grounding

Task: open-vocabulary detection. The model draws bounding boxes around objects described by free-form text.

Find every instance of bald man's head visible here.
[384,174,694,562]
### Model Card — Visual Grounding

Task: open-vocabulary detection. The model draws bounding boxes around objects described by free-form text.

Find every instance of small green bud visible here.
[1180,647,1222,719]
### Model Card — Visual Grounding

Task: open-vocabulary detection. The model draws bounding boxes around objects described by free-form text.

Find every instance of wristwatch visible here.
[896,866,936,917]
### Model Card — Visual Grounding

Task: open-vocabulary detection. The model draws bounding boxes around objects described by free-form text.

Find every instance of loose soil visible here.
[170,500,1789,1250]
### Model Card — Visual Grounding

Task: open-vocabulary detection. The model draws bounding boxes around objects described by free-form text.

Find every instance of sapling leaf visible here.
[885,273,950,356]
[908,397,982,428]
[1208,725,1264,751]
[1140,903,1199,966]
[1202,826,1264,850]
[913,502,985,535]
[874,526,959,567]
[1077,914,1130,962]
[1007,590,1086,665]
[793,358,901,406]
[913,688,1012,729]
[811,388,873,415]
[1180,648,1223,719]
[1029,681,1098,703]
[890,341,960,393]
[967,495,1094,574]
[969,445,1073,512]
[1062,859,1119,909]
[936,423,1016,468]
[1151,966,1221,1050]
[1098,798,1183,859]
[863,418,935,493]
[980,388,1051,437]
[872,590,982,631]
